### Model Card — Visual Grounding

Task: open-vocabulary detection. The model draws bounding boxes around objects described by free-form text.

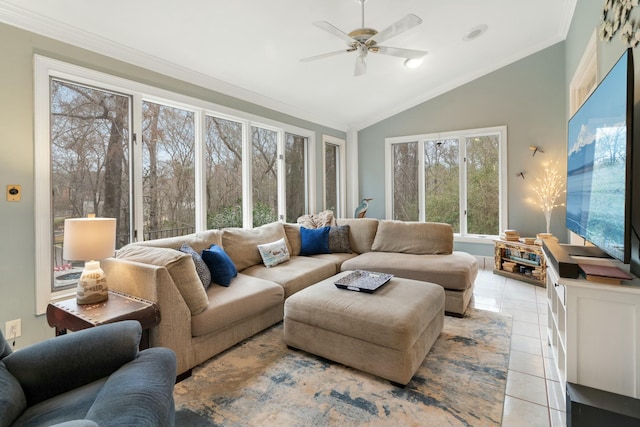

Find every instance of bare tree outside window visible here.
[142,102,195,239]
[325,143,338,213]
[466,135,499,235]
[425,139,460,231]
[392,142,419,221]
[50,79,131,288]
[252,126,278,226]
[205,116,243,228]
[285,133,307,222]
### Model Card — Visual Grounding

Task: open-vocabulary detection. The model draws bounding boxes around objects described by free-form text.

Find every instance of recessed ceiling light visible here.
[404,57,424,69]
[463,24,488,41]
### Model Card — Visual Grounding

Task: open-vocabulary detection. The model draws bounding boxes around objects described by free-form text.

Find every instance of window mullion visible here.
[418,140,426,222]
[459,136,468,236]
[242,121,252,228]
[194,110,207,231]
[131,93,144,242]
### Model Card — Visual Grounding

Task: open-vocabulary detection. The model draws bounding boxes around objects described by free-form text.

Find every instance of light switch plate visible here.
[7,185,21,201]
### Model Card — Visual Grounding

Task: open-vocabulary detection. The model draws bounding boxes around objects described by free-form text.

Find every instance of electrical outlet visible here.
[5,319,21,338]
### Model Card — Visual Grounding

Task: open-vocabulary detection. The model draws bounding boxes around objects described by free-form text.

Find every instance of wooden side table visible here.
[46,290,160,349]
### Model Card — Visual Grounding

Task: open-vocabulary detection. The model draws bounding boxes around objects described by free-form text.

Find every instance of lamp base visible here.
[76,260,109,305]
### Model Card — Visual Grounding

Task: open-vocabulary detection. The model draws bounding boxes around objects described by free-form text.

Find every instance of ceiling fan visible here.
[301,0,428,76]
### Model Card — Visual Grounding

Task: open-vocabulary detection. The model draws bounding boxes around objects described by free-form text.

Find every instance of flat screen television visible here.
[566,48,634,265]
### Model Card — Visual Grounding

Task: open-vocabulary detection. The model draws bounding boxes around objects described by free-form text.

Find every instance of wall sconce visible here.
[529,146,544,156]
[63,217,116,304]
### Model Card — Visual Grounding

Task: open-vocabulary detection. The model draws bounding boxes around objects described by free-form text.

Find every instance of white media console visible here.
[545,245,640,399]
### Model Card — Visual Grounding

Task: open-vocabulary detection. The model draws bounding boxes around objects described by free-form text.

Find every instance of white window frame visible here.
[34,55,315,313]
[322,135,346,218]
[384,126,507,242]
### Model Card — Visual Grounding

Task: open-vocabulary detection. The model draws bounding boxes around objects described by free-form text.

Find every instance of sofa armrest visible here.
[86,347,177,427]
[102,258,194,375]
[50,421,100,427]
[3,321,141,406]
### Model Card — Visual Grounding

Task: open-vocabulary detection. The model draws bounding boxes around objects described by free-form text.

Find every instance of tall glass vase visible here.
[544,210,551,234]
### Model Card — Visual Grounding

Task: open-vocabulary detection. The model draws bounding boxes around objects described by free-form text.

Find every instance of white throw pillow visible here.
[257,238,290,268]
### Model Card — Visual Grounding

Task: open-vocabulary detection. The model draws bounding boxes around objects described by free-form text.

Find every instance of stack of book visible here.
[501,261,518,272]
[501,229,520,242]
[531,267,544,279]
[578,263,633,285]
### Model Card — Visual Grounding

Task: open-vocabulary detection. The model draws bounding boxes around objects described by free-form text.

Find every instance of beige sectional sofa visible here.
[102,219,478,376]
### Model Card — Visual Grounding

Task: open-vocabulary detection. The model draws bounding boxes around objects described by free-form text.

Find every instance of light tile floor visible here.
[471,266,566,427]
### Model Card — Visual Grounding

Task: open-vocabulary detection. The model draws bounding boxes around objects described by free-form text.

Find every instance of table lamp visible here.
[62,217,116,304]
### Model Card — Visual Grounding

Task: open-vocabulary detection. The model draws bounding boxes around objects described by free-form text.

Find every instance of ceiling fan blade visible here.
[300,49,351,63]
[313,21,355,44]
[375,46,427,59]
[367,14,422,45]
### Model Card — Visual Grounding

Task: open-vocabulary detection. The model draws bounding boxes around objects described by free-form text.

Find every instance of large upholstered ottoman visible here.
[283,271,445,385]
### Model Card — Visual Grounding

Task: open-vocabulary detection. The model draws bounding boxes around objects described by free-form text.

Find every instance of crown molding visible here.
[0,2,349,132]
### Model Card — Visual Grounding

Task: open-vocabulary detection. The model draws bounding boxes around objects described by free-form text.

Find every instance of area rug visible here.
[174,308,512,427]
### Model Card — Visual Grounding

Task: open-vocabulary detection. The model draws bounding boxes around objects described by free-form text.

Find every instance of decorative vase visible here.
[544,210,552,234]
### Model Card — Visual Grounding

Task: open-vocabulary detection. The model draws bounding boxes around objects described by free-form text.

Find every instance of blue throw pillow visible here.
[300,226,331,256]
[202,244,237,287]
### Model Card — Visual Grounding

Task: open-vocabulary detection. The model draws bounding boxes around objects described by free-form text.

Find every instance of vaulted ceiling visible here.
[0,0,576,131]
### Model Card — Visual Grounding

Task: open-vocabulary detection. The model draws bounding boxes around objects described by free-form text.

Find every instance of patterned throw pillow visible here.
[328,225,352,253]
[257,238,291,268]
[299,226,331,255]
[179,244,212,289]
[201,244,238,287]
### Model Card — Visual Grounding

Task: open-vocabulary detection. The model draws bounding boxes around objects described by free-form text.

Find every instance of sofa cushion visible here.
[242,256,336,298]
[202,244,238,286]
[222,222,287,271]
[191,273,284,337]
[372,220,453,255]
[0,363,25,427]
[257,238,290,268]
[179,244,211,289]
[132,229,222,254]
[341,251,478,291]
[309,252,357,271]
[116,245,208,315]
[335,218,379,254]
[300,226,330,255]
[328,225,352,253]
[283,223,301,256]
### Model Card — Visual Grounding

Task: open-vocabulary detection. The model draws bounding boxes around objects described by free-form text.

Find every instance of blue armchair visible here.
[0,320,176,427]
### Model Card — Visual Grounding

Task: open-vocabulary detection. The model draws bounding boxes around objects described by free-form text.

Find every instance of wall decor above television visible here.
[566,48,635,269]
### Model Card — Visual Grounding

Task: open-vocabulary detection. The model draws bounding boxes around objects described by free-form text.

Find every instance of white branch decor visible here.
[531,162,565,234]
[601,0,640,46]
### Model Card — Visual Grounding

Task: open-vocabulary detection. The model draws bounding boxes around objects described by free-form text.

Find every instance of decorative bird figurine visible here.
[529,146,544,156]
[354,198,373,218]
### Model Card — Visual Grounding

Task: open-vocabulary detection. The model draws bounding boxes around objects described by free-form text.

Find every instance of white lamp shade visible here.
[63,218,117,261]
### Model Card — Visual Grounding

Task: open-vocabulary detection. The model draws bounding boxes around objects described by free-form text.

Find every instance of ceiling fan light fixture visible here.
[404,57,423,69]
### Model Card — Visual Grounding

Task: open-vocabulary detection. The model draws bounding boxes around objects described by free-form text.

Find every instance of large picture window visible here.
[50,79,132,289]
[385,126,506,238]
[35,56,315,313]
[323,135,346,217]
